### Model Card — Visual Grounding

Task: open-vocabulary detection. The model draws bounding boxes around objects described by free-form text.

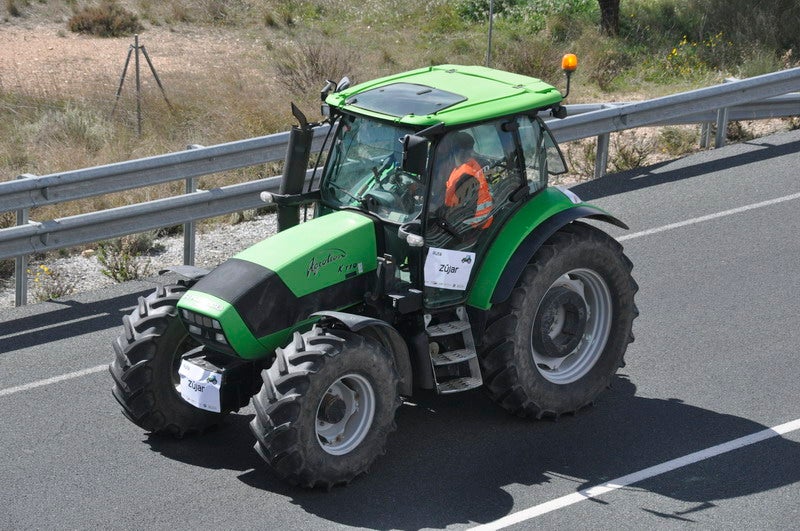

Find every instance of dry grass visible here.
[0,0,796,231]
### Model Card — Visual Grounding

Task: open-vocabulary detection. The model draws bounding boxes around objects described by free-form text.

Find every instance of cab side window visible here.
[472,122,522,206]
[517,116,567,193]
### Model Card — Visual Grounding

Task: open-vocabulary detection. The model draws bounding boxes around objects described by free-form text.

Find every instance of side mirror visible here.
[320,80,336,102]
[336,76,351,92]
[401,134,429,176]
[320,76,351,102]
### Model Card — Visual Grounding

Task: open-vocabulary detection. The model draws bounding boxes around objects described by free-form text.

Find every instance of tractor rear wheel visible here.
[480,222,638,418]
[250,326,401,488]
[109,284,224,436]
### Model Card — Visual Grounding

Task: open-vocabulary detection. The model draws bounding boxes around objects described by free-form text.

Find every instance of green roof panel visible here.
[326,65,563,128]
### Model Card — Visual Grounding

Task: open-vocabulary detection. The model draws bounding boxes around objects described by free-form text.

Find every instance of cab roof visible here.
[325,64,563,128]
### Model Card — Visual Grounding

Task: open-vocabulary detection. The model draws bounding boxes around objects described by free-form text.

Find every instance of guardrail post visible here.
[14,173,35,307]
[700,122,712,148]
[714,77,740,149]
[594,133,611,179]
[715,107,729,148]
[183,145,202,266]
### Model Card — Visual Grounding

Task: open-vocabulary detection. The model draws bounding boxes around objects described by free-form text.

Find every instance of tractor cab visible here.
[316,65,569,308]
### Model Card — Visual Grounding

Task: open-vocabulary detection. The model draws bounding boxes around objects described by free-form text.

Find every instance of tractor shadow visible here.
[0,273,182,354]
[143,413,262,475]
[229,376,800,529]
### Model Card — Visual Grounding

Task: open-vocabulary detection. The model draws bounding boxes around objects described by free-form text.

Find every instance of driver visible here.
[444,131,493,230]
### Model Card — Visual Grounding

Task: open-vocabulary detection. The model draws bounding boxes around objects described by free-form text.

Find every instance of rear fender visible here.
[311,311,413,396]
[468,204,627,309]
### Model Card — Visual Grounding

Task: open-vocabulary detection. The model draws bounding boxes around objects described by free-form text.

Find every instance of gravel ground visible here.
[0,213,279,308]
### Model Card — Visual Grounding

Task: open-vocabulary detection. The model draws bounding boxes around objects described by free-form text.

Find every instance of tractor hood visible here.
[177,211,378,359]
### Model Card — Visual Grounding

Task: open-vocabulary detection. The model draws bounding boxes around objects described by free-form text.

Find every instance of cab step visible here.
[430,348,476,365]
[425,307,483,394]
[426,320,471,337]
[436,376,483,394]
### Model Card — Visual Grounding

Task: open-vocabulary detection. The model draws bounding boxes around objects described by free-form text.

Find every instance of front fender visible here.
[467,188,627,310]
[311,311,413,396]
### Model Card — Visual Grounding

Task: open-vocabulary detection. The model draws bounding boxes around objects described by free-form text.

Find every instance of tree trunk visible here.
[598,0,620,36]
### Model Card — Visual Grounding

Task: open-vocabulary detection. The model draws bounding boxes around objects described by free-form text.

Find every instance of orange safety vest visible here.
[445,158,493,229]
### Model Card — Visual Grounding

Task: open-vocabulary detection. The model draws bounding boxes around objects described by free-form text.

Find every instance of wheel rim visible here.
[530,268,613,384]
[315,373,376,456]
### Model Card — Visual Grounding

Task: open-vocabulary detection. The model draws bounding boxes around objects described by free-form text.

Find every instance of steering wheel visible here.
[371,155,397,186]
[485,156,509,175]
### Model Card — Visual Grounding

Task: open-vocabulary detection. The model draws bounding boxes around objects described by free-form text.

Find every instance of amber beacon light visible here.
[562,53,578,72]
[560,53,578,99]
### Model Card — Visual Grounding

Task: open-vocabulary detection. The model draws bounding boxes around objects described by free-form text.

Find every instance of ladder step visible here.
[430,348,477,366]
[426,320,471,337]
[437,377,483,394]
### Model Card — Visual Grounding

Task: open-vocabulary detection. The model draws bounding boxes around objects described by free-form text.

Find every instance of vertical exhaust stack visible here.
[278,103,314,232]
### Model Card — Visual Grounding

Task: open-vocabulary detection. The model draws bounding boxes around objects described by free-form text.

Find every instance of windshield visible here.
[320,115,427,224]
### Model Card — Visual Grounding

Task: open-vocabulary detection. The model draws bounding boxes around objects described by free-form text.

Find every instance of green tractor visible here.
[110,60,638,488]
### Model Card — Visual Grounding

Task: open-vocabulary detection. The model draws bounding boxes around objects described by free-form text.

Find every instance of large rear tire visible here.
[109,284,224,436]
[480,222,638,418]
[250,326,401,488]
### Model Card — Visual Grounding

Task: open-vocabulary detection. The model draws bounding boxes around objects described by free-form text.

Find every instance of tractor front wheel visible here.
[250,326,401,488]
[480,222,638,418]
[109,284,224,436]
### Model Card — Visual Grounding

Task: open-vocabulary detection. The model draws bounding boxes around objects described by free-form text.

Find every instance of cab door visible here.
[420,115,567,308]
[422,119,525,308]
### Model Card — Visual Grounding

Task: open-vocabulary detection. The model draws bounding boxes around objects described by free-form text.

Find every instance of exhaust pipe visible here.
[278,103,314,231]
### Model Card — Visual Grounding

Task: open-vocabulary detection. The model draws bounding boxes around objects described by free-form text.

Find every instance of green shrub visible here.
[659,127,699,156]
[457,0,594,23]
[29,264,75,302]
[28,105,110,153]
[578,31,632,90]
[0,260,12,281]
[275,39,359,95]
[494,32,562,82]
[610,131,654,172]
[96,233,161,282]
[697,0,800,52]
[624,0,798,76]
[725,121,753,143]
[67,1,143,37]
[457,0,526,21]
[5,0,27,17]
[0,212,13,279]
[564,138,597,179]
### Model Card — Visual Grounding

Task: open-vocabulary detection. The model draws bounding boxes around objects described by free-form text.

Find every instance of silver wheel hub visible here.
[316,374,376,456]
[530,269,613,384]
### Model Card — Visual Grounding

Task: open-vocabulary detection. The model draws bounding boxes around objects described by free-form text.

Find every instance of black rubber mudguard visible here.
[490,205,628,305]
[311,311,413,396]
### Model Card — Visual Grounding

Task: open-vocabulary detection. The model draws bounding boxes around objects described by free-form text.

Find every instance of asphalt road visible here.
[2,129,800,530]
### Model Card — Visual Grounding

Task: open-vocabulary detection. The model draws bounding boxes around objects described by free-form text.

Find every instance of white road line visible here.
[473,418,800,530]
[0,364,106,397]
[618,191,800,241]
[0,313,109,340]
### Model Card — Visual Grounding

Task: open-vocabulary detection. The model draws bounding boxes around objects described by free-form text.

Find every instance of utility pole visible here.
[486,0,494,68]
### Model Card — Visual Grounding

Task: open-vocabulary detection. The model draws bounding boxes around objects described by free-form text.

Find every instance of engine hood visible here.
[177,210,377,358]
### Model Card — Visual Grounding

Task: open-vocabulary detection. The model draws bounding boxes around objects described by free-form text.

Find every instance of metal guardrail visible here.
[2,67,800,305]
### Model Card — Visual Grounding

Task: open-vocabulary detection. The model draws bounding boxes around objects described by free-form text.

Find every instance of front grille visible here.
[180,309,233,353]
